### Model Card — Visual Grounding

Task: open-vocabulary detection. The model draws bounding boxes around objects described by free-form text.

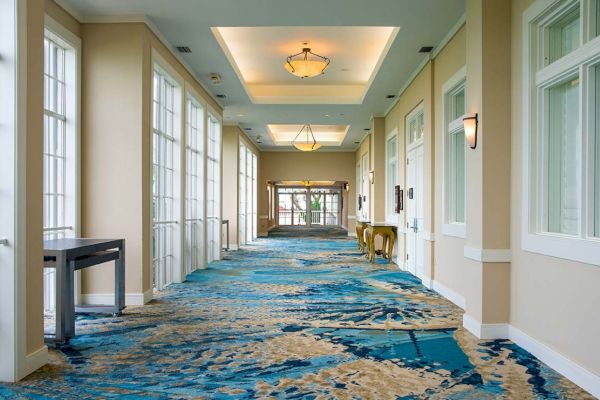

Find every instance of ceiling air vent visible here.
[209,73,222,85]
[386,94,397,99]
[176,46,192,53]
[419,46,434,53]
[215,94,227,99]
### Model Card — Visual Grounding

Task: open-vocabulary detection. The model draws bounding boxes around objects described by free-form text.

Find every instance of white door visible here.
[406,145,424,278]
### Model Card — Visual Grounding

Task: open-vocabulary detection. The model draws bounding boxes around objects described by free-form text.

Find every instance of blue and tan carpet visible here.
[0,227,592,399]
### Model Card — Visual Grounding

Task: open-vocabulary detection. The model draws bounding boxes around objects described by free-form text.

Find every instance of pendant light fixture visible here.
[292,124,322,151]
[284,46,330,78]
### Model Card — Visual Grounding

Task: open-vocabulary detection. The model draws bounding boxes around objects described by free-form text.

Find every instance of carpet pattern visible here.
[0,228,592,399]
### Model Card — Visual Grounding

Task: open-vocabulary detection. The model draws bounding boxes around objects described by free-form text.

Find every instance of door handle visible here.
[0,238,8,246]
[409,218,418,233]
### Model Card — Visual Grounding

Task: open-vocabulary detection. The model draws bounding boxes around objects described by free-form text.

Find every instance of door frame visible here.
[275,186,342,227]
[405,102,425,277]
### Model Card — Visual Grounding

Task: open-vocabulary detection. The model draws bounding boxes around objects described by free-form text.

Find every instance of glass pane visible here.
[547,77,580,235]
[547,5,580,64]
[451,88,465,120]
[453,130,466,223]
[594,66,600,237]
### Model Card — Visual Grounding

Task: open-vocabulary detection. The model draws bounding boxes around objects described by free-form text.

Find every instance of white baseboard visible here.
[419,275,433,290]
[508,326,600,398]
[226,244,239,250]
[432,280,466,309]
[21,345,48,378]
[462,314,509,339]
[460,317,599,397]
[81,289,152,306]
[348,232,357,238]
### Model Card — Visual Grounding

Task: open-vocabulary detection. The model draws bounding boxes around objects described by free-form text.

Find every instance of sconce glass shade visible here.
[368,170,374,184]
[463,113,478,149]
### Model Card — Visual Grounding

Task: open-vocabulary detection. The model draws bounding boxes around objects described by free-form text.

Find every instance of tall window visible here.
[443,74,466,236]
[43,29,78,314]
[385,134,398,221]
[207,114,221,262]
[361,153,369,220]
[239,142,258,246]
[185,96,204,276]
[152,68,181,290]
[524,0,600,265]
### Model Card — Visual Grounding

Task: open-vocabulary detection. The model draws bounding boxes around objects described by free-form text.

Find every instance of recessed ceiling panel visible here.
[212,26,399,104]
[267,124,349,147]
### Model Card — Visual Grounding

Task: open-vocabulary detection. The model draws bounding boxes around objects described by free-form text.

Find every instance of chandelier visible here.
[284,47,330,78]
[292,124,322,151]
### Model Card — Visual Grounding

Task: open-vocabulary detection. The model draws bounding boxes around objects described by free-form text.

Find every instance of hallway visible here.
[0,230,590,399]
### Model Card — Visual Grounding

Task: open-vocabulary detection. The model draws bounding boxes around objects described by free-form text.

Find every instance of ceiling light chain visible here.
[292,124,322,151]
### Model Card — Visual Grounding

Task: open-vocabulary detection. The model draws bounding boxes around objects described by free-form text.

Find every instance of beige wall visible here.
[80,22,222,297]
[510,0,600,376]
[222,126,240,247]
[80,23,147,295]
[26,0,46,357]
[432,26,472,298]
[259,152,356,235]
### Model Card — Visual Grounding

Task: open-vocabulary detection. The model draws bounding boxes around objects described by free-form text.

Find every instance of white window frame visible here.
[184,92,205,276]
[361,153,370,220]
[441,67,467,238]
[523,0,600,265]
[206,111,222,263]
[151,54,184,290]
[385,129,399,224]
[238,140,258,246]
[43,16,81,312]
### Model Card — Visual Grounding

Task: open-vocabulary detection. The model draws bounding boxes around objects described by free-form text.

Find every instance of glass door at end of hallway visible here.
[277,187,341,227]
[277,188,307,226]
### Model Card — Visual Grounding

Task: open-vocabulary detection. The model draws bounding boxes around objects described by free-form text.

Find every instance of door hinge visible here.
[406,253,409,260]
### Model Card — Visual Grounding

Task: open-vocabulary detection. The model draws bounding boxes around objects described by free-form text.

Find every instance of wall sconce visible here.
[463,113,478,149]
[368,170,374,184]
[343,182,349,191]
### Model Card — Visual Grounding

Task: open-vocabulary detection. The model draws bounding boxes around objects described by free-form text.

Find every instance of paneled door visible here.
[406,144,424,278]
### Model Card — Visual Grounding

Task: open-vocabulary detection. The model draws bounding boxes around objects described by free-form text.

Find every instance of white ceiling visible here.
[57,0,465,151]
[212,26,398,104]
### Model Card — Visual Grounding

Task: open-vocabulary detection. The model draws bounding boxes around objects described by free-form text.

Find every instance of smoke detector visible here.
[256,136,263,144]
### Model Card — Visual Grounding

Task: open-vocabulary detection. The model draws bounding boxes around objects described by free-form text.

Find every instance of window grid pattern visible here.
[185,98,204,276]
[239,143,258,245]
[445,83,466,225]
[152,71,176,291]
[386,135,398,219]
[207,116,221,262]
[529,1,600,239]
[43,37,69,313]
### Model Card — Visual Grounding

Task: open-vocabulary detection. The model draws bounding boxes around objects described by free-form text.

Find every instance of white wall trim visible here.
[463,246,512,263]
[259,215,269,219]
[461,318,600,397]
[348,215,356,219]
[384,13,466,117]
[432,280,465,309]
[348,232,357,238]
[52,9,224,111]
[21,346,48,378]
[509,326,600,398]
[462,314,510,339]
[81,289,153,306]
[419,276,434,290]
[441,223,466,238]
[228,244,239,251]
[432,13,467,58]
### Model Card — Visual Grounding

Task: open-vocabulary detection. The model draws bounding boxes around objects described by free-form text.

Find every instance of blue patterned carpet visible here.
[0,227,592,399]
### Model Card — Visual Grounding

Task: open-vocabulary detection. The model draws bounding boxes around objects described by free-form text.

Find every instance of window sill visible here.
[442,223,466,239]
[522,232,600,266]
